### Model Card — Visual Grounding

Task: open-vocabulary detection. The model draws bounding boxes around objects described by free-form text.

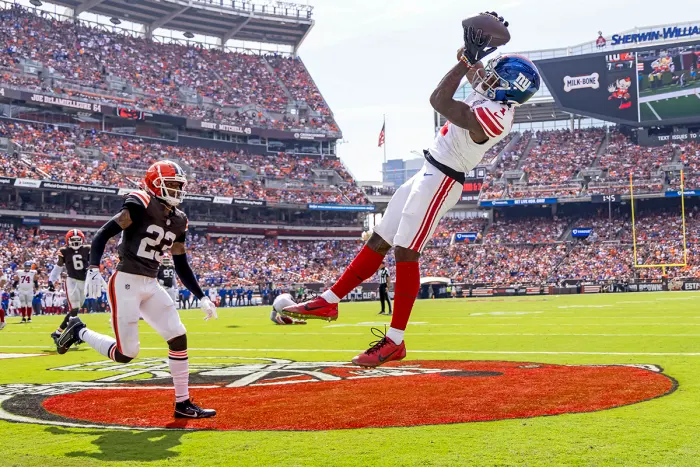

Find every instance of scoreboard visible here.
[605,52,635,72]
[462,166,486,202]
[536,39,700,126]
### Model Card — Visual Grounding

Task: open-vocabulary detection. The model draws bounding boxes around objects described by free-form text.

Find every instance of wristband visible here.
[460,55,474,68]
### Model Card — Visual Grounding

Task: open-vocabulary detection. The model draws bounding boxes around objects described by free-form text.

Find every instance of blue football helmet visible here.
[473,54,540,106]
[23,261,32,271]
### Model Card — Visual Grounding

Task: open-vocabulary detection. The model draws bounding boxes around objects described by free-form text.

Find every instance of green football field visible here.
[1,292,700,466]
[640,95,700,121]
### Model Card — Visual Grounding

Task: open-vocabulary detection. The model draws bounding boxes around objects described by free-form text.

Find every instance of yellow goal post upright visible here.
[629,170,689,276]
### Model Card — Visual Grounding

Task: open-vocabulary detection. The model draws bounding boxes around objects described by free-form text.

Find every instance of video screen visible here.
[536,39,700,126]
[637,43,700,121]
[536,53,639,123]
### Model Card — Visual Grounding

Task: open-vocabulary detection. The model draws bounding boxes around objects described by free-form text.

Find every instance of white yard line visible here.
[5,332,700,337]
[3,345,700,356]
[645,102,662,120]
[639,87,700,103]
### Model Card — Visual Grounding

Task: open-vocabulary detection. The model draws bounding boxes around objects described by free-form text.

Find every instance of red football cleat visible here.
[282,296,338,322]
[352,328,406,367]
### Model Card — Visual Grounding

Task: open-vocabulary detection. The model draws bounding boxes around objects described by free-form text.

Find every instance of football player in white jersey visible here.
[14,261,39,323]
[270,293,306,325]
[283,13,540,367]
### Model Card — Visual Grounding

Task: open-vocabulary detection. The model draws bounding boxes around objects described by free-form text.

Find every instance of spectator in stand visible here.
[0,6,339,134]
[0,121,369,205]
[1,210,699,288]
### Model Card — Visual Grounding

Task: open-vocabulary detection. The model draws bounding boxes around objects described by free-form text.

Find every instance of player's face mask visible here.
[68,235,83,249]
[471,60,508,102]
[157,179,187,206]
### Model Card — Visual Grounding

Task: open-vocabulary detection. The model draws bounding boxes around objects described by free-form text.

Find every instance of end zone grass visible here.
[1,292,700,466]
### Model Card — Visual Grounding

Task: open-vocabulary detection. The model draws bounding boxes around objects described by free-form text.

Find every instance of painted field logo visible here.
[0,358,676,431]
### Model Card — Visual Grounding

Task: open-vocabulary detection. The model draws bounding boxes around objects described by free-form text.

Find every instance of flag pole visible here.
[383,114,387,164]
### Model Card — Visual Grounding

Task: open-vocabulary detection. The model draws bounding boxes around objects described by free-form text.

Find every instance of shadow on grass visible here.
[45,427,185,462]
[224,325,241,329]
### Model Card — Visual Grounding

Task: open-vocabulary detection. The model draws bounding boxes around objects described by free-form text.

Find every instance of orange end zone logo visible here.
[0,358,677,431]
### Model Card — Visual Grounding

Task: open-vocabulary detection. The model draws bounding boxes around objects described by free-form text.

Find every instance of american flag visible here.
[378,122,385,147]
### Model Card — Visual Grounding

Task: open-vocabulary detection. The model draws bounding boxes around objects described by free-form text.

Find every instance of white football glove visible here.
[200,296,218,321]
[84,268,103,299]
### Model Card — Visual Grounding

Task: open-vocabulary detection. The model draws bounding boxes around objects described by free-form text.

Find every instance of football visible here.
[461,13,511,47]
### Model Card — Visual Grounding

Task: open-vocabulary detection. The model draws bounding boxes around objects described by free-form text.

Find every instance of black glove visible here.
[461,26,495,66]
[461,12,508,66]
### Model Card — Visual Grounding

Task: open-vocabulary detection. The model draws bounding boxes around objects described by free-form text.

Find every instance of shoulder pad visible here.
[124,190,151,208]
[472,101,509,138]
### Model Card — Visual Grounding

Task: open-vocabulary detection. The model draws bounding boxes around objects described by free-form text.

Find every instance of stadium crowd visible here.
[0,121,368,204]
[0,6,339,134]
[522,128,605,184]
[478,128,698,200]
[2,119,697,207]
[2,205,698,301]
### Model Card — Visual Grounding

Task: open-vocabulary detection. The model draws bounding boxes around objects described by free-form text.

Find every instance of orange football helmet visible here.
[65,229,85,249]
[144,160,187,206]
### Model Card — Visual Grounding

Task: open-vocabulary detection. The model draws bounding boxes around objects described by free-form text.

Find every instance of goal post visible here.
[629,170,688,275]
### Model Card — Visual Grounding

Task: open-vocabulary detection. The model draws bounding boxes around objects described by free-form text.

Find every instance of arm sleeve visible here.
[89,219,124,267]
[173,254,205,300]
[48,264,64,284]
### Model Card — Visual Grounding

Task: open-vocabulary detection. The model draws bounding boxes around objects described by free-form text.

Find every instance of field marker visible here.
[3,345,700,357]
[615,300,657,304]
[469,311,543,316]
[645,102,662,120]
[0,353,45,359]
[655,297,699,301]
[4,332,700,338]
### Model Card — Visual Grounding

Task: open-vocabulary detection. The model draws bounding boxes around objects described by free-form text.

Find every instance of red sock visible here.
[20,308,26,318]
[0,308,5,323]
[330,245,385,299]
[390,261,421,331]
[27,307,32,319]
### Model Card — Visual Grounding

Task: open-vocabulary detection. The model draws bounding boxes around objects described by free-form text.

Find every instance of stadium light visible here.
[184,31,195,39]
[109,17,121,25]
[29,0,42,6]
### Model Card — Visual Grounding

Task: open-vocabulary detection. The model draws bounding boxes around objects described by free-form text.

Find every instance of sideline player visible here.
[14,262,39,323]
[49,229,91,345]
[58,161,218,418]
[0,267,7,329]
[270,292,306,325]
[0,291,7,330]
[284,13,540,366]
[158,256,179,305]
